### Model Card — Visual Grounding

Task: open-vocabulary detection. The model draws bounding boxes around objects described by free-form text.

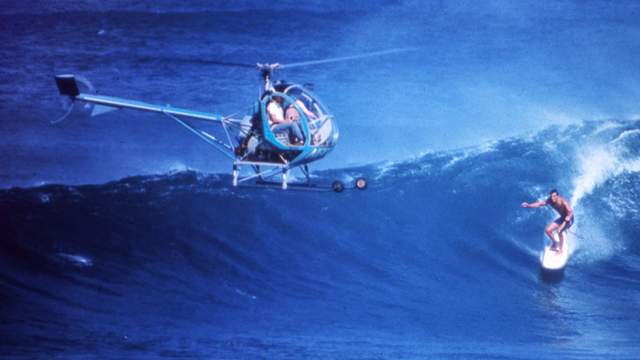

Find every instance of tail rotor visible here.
[51,74,97,124]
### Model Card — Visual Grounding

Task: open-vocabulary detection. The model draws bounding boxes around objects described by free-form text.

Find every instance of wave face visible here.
[2,120,640,358]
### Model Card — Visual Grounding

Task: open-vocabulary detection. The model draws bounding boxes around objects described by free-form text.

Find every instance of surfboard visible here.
[540,232,570,271]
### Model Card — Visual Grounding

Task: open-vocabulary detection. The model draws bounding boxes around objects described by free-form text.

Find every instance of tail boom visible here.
[54,74,224,123]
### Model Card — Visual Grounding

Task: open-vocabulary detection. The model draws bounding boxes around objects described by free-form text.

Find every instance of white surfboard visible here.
[540,232,571,270]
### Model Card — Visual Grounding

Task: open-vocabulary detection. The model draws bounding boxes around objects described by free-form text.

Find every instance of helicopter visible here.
[53,49,412,191]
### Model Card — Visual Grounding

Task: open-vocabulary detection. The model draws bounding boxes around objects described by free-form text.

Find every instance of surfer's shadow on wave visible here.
[539,269,565,283]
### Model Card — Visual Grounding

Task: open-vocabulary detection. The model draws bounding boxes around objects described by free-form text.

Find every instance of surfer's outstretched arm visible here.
[521,200,546,208]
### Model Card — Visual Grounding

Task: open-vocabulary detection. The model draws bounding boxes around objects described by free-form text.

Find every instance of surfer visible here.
[521,189,574,253]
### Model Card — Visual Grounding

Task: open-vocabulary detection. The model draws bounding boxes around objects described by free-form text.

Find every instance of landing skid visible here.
[246,180,333,192]
[232,160,366,192]
[239,180,353,193]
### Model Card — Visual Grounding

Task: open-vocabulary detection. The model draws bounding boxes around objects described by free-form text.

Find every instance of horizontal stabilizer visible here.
[91,104,118,116]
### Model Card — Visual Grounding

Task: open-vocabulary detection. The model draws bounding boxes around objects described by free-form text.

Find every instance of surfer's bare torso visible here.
[547,196,571,218]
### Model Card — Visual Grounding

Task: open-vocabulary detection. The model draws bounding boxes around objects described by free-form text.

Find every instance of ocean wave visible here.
[2,119,639,351]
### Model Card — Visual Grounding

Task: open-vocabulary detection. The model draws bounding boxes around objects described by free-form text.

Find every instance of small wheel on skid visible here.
[354,177,367,190]
[332,180,345,193]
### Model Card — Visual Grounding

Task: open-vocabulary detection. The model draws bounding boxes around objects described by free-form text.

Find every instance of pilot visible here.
[286,99,321,145]
[267,95,304,145]
[286,99,317,122]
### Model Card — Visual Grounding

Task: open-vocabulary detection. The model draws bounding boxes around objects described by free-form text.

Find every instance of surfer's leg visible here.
[557,230,565,252]
[545,222,560,250]
[553,217,568,251]
[545,222,559,242]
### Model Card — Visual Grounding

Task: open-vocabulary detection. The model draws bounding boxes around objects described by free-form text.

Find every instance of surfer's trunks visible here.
[554,216,574,231]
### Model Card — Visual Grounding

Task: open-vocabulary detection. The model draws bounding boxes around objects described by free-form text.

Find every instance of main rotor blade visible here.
[139,56,256,69]
[279,48,418,69]
[192,59,256,68]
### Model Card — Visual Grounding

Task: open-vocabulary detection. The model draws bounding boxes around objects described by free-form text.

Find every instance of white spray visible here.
[568,129,640,262]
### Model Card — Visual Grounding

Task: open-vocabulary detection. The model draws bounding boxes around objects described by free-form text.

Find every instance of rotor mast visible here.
[255,63,281,93]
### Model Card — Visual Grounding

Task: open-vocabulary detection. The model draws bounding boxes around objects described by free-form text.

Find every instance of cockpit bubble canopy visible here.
[265,82,337,149]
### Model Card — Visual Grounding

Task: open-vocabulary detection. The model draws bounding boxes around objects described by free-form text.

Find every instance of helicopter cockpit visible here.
[236,82,338,164]
[278,84,338,149]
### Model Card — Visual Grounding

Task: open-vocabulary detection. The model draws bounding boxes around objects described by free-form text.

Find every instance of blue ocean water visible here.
[2,1,640,358]
[2,120,640,358]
